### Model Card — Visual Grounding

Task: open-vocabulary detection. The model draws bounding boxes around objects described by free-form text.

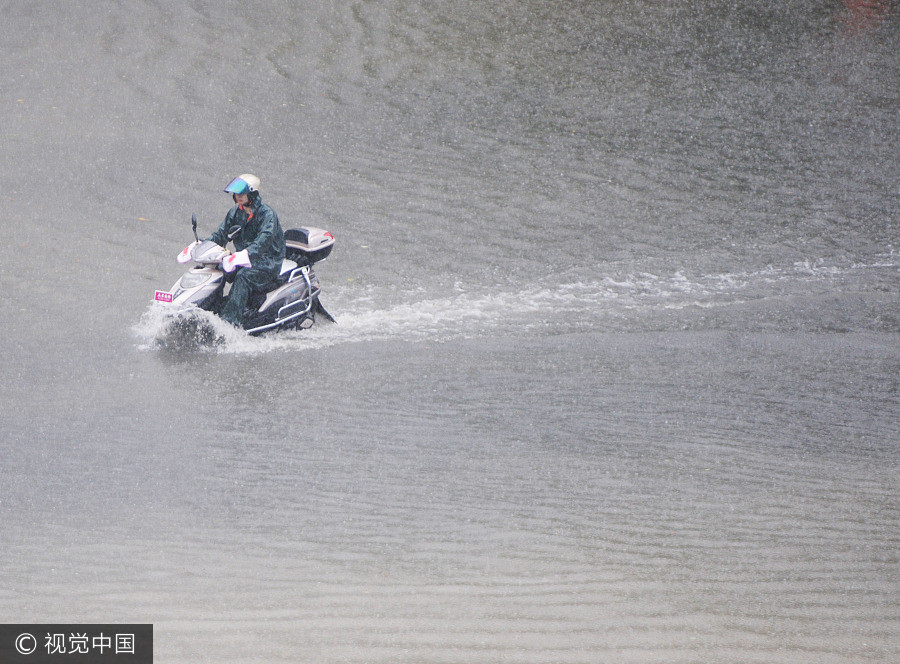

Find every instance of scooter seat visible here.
[279,259,298,276]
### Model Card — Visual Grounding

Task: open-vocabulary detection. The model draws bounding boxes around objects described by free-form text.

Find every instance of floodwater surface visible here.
[1,1,898,662]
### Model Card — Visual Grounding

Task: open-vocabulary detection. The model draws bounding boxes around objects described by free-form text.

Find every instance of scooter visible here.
[154,215,335,339]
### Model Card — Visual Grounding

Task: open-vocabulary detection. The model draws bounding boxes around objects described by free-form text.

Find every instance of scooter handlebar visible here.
[177,241,200,264]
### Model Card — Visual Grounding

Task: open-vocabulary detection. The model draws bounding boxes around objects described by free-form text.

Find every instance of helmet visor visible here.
[224,177,251,195]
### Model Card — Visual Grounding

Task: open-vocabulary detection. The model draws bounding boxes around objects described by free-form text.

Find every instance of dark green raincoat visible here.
[207,195,286,327]
[208,195,286,275]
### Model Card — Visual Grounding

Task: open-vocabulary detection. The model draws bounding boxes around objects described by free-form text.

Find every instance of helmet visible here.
[224,174,261,196]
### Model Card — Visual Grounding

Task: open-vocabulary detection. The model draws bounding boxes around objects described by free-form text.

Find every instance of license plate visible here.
[154,291,174,303]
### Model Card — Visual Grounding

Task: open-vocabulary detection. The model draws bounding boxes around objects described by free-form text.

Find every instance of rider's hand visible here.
[177,241,200,263]
[222,249,252,273]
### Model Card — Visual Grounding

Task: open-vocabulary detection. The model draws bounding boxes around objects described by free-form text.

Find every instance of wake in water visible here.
[134,252,897,354]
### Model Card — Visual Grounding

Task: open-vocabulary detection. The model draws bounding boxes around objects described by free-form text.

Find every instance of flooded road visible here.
[1,1,898,662]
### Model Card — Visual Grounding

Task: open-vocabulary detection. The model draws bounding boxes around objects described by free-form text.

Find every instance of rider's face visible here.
[234,193,250,207]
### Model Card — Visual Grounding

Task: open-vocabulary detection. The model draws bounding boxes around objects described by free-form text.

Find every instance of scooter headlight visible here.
[179,271,213,289]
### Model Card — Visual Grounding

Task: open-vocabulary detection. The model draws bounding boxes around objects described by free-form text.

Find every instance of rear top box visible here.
[284,227,334,265]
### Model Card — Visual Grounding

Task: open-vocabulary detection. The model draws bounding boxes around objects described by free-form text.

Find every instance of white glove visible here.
[177,241,200,263]
[222,249,252,273]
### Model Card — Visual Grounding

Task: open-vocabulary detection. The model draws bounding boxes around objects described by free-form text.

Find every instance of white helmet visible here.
[224,174,261,196]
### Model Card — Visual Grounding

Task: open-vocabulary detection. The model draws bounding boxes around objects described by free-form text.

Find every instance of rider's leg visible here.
[220,267,274,328]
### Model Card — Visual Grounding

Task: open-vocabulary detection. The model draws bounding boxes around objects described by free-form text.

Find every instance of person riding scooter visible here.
[207,174,286,327]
